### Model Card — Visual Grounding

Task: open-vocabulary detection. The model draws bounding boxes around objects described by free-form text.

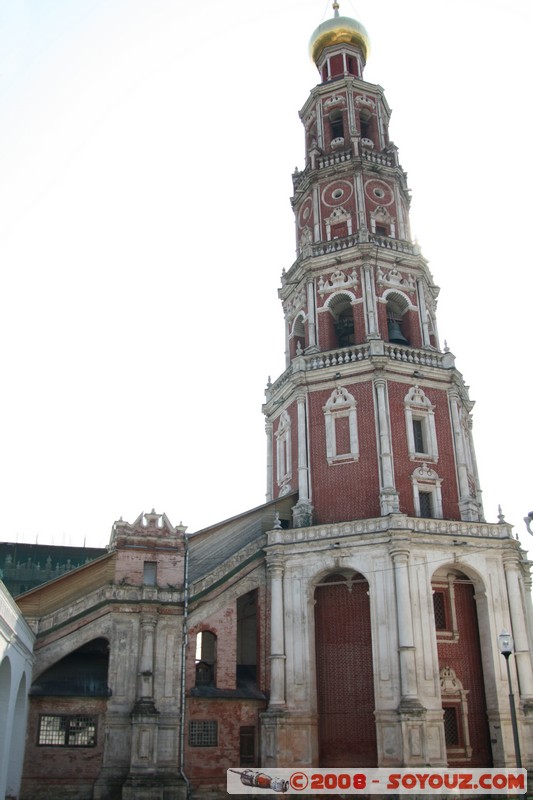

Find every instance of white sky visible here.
[1,0,532,550]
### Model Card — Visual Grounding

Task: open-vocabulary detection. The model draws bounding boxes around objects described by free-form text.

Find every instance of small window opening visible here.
[237,592,258,688]
[143,561,157,586]
[443,706,460,747]
[330,110,344,141]
[240,726,256,766]
[189,720,217,747]
[375,224,388,237]
[360,112,371,140]
[334,307,355,348]
[346,56,358,77]
[419,491,433,518]
[195,630,216,687]
[413,419,425,453]
[433,591,447,630]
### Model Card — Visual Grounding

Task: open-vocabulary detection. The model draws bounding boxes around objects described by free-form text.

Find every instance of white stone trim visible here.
[323,387,359,464]
[404,385,438,462]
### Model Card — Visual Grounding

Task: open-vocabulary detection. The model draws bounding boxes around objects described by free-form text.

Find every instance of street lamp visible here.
[498,630,522,768]
[524,512,533,536]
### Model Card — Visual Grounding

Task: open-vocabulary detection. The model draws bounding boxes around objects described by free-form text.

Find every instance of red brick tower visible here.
[263,3,483,530]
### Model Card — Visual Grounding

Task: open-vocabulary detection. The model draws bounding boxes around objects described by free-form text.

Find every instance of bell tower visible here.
[261,3,533,776]
[264,2,482,529]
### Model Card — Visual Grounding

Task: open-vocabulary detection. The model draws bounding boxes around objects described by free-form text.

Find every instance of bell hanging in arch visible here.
[387,318,409,345]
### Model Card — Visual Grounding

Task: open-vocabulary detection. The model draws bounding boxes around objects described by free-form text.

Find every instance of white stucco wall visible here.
[0,581,35,800]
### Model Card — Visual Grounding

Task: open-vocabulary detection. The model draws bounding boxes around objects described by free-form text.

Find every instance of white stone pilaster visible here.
[503,552,533,704]
[268,557,286,707]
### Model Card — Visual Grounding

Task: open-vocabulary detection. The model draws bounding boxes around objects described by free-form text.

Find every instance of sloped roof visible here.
[188,494,296,582]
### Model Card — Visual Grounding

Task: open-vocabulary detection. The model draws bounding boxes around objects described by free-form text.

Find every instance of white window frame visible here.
[404,385,438,462]
[411,463,443,519]
[323,387,359,464]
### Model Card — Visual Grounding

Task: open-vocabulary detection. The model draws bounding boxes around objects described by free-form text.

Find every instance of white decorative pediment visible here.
[440,666,466,696]
[404,384,434,410]
[283,286,307,321]
[324,386,355,411]
[377,266,415,291]
[319,268,358,295]
[413,463,439,482]
[324,94,346,111]
[354,94,375,111]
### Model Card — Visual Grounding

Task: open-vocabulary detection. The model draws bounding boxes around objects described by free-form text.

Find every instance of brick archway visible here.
[314,572,377,767]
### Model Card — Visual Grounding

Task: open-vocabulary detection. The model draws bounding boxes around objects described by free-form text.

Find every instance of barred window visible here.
[189,720,217,747]
[443,706,460,747]
[433,591,447,630]
[38,715,97,747]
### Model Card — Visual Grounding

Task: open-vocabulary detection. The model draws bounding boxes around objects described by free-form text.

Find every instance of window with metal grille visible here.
[240,726,256,766]
[443,706,460,746]
[433,591,447,630]
[189,720,217,747]
[419,491,433,518]
[38,715,97,747]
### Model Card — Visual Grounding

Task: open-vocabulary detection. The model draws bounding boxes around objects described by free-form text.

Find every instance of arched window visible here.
[329,109,344,148]
[30,639,110,697]
[328,294,355,348]
[385,292,409,345]
[195,630,216,687]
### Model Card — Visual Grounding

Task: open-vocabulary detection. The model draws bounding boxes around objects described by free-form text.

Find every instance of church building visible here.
[7,4,533,799]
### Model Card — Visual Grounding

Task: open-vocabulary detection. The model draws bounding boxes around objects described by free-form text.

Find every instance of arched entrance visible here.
[432,568,492,766]
[314,571,377,767]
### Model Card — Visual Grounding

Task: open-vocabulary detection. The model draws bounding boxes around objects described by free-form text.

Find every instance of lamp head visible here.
[498,630,513,656]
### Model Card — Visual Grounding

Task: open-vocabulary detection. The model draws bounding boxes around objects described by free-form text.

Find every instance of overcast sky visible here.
[1,0,532,549]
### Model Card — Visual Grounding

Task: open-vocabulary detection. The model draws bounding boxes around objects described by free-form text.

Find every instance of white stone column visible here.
[448,388,478,520]
[374,376,399,514]
[265,421,273,502]
[306,280,317,349]
[268,557,286,707]
[363,261,378,338]
[503,552,533,703]
[390,543,420,705]
[297,394,309,501]
[416,278,430,347]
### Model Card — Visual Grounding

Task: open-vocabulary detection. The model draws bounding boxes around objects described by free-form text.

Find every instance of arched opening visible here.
[314,571,377,767]
[0,656,12,786]
[386,293,410,345]
[237,591,258,689]
[359,109,374,145]
[329,109,344,147]
[432,568,492,767]
[290,315,306,358]
[30,638,110,697]
[195,630,217,687]
[6,673,27,797]
[329,295,355,348]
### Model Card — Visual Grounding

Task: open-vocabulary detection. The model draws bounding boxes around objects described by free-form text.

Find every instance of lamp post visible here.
[498,630,522,768]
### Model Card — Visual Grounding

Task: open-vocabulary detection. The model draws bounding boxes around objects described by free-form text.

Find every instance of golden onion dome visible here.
[309,3,370,65]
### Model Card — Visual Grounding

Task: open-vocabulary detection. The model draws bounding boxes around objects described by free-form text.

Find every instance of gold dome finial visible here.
[309,4,370,65]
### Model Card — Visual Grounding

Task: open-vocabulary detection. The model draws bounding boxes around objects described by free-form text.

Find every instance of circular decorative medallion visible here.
[298,197,313,229]
[322,180,354,208]
[364,179,393,206]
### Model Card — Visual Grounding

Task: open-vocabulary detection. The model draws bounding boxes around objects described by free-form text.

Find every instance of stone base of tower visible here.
[260,709,318,768]
[376,707,446,767]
